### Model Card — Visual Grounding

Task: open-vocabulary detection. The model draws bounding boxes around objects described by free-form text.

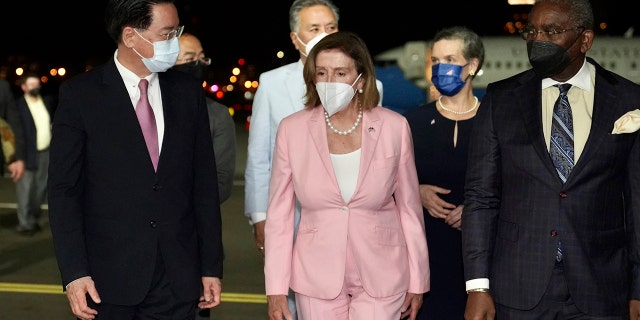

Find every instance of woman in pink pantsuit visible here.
[264,31,430,320]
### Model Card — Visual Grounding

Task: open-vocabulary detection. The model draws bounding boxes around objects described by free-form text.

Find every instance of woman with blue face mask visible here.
[403,25,485,320]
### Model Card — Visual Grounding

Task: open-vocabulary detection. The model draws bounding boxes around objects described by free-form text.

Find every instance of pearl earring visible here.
[358,88,363,93]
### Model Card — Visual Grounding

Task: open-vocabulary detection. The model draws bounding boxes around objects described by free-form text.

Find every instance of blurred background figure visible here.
[244,1,341,318]
[0,77,25,186]
[174,32,236,206]
[404,26,484,320]
[14,72,54,236]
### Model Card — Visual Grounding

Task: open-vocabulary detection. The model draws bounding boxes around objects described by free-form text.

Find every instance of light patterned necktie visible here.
[549,83,573,183]
[136,79,159,171]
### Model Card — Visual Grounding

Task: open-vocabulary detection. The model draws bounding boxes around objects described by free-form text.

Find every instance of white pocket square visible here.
[612,109,640,134]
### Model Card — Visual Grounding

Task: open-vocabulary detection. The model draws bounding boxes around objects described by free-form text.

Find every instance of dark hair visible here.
[104,0,175,44]
[431,26,485,78]
[303,31,379,110]
[18,72,40,86]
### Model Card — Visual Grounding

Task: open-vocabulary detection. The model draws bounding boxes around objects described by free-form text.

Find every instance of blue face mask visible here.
[431,63,468,96]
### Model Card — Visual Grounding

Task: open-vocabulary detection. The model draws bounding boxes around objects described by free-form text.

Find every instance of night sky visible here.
[1,0,636,84]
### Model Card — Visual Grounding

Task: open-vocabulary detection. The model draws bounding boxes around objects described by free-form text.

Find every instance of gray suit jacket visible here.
[462,57,640,316]
[206,97,235,203]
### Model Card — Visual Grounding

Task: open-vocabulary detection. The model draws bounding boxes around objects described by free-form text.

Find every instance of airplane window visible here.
[506,62,512,69]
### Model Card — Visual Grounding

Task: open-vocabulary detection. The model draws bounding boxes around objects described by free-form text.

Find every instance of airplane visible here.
[374,32,640,112]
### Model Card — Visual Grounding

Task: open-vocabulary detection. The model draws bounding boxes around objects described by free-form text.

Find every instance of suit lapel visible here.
[307,107,340,190]
[286,61,306,113]
[355,109,381,199]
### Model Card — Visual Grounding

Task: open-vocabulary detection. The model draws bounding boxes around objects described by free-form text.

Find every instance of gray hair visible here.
[289,0,340,33]
[431,26,485,78]
[535,0,594,29]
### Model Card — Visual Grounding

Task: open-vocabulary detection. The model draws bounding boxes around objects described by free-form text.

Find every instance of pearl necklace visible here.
[324,108,363,135]
[438,96,479,115]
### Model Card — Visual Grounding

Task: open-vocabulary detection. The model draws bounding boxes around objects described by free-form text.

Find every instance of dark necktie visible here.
[136,79,159,171]
[549,83,573,183]
[549,83,572,262]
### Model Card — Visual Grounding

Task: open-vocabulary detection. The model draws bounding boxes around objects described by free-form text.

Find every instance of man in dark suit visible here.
[462,0,640,318]
[14,73,55,236]
[47,0,223,319]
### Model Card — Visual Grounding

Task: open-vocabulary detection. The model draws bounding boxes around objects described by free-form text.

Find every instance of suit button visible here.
[559,192,567,198]
[550,230,558,237]
[150,221,157,228]
[340,206,348,212]
[152,184,161,191]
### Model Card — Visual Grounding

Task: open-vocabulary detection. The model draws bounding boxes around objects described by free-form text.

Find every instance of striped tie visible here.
[550,84,573,183]
[549,83,572,262]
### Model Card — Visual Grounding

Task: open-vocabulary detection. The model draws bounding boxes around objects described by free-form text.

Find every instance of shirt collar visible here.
[541,58,592,91]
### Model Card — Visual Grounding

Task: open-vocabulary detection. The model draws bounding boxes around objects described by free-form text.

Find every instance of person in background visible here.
[174,32,236,205]
[404,26,484,320]
[0,77,25,185]
[264,31,429,320]
[47,0,223,319]
[14,73,55,236]
[244,0,341,317]
[462,0,640,318]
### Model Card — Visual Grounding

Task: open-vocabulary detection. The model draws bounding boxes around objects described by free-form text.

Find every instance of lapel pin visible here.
[368,127,374,133]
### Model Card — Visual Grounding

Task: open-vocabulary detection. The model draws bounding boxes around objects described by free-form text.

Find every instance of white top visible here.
[330,148,361,203]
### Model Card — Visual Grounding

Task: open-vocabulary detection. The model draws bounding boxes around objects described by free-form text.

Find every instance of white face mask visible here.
[316,73,362,117]
[295,32,328,57]
[133,29,180,72]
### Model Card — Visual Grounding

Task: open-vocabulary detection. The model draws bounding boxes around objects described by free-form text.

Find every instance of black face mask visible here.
[27,88,40,97]
[527,41,571,78]
[172,61,208,82]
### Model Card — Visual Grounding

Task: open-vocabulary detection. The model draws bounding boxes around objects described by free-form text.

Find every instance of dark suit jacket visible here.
[48,59,223,305]
[462,57,640,316]
[15,93,55,169]
[205,97,235,203]
[0,78,24,171]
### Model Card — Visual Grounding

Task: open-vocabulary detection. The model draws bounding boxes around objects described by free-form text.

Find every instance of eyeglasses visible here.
[519,26,583,41]
[138,25,184,41]
[178,57,212,66]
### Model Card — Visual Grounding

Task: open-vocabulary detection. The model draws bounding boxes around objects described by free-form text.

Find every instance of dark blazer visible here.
[15,93,55,169]
[462,57,640,316]
[0,78,24,171]
[205,97,236,203]
[48,58,223,305]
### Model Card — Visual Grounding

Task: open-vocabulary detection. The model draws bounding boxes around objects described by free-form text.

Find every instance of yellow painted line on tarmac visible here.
[0,282,267,304]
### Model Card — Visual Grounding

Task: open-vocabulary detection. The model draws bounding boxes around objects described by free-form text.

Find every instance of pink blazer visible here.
[264,105,430,299]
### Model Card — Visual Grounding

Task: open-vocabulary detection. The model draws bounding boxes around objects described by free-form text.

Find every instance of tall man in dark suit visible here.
[462,0,640,318]
[48,0,223,319]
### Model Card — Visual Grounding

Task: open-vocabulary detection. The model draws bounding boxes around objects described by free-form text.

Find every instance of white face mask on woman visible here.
[295,32,328,57]
[133,29,180,72]
[316,73,362,116]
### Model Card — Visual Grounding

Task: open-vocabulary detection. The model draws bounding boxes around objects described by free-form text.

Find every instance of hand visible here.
[400,292,423,320]
[267,294,293,320]
[419,184,456,219]
[630,299,640,319]
[7,160,25,182]
[464,291,495,320]
[198,277,222,309]
[253,220,266,256]
[444,205,463,230]
[65,276,100,320]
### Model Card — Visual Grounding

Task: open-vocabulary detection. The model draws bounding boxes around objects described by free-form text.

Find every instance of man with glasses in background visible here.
[174,32,236,320]
[48,0,223,319]
[462,0,640,318]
